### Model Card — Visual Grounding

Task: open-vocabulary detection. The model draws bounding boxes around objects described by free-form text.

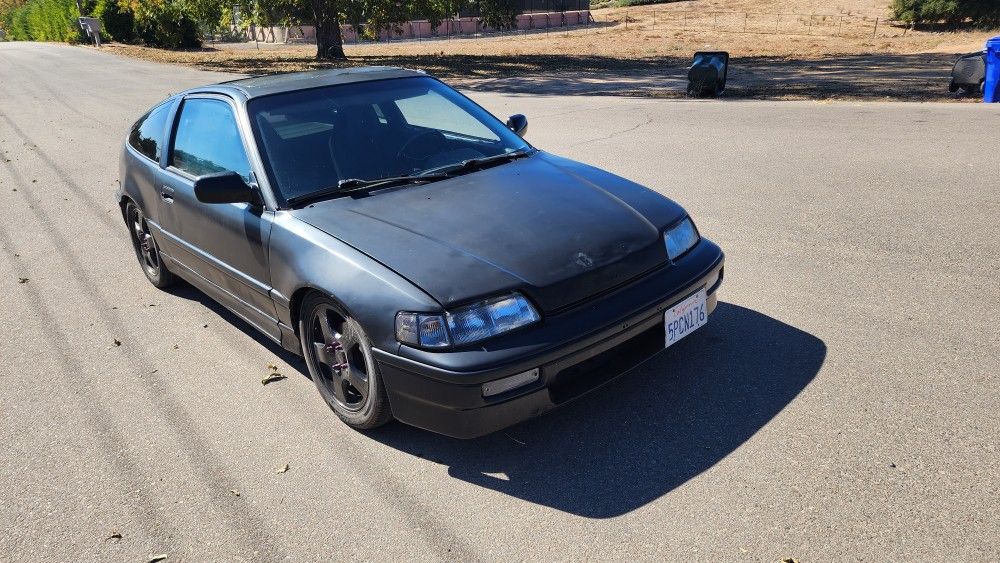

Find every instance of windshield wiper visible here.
[285,173,451,206]
[284,150,533,207]
[336,173,451,192]
[424,149,533,177]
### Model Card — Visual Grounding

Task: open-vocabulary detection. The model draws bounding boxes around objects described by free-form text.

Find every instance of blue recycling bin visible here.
[985,36,1000,103]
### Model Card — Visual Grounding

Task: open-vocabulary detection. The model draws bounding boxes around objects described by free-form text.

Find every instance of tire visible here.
[298,293,393,430]
[949,80,959,93]
[125,200,175,289]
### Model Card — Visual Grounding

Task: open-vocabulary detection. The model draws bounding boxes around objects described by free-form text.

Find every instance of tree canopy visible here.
[2,0,525,58]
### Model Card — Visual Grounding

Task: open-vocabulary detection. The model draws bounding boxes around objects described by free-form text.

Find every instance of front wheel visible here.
[299,294,393,430]
[125,201,175,288]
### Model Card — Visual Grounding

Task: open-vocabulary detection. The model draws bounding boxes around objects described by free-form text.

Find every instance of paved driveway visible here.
[0,42,996,561]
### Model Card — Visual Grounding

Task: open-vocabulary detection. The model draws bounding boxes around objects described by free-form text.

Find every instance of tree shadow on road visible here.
[368,302,826,518]
[447,52,968,100]
[180,49,968,101]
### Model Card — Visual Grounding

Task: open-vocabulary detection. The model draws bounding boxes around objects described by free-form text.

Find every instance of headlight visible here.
[664,217,700,260]
[396,292,540,348]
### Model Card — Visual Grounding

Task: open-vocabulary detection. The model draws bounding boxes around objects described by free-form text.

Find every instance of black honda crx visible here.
[118,67,725,438]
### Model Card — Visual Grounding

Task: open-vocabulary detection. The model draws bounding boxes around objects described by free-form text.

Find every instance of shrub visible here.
[3,0,84,42]
[94,0,134,42]
[125,0,200,48]
[892,0,1000,27]
[480,0,518,30]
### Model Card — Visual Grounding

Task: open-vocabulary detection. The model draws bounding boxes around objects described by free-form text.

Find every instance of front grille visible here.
[547,262,666,316]
[548,323,665,404]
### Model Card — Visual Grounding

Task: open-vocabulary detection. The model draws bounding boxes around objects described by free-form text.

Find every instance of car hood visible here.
[291,151,686,312]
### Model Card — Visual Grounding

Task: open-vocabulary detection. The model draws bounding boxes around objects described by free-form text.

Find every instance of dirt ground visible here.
[100,0,997,102]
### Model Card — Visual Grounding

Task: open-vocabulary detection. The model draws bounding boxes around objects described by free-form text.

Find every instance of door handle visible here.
[160,185,175,202]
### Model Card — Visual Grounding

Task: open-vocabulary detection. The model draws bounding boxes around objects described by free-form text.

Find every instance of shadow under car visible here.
[367,302,826,518]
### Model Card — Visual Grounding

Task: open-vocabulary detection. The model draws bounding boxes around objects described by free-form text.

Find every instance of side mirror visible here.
[193,171,261,205]
[506,114,528,138]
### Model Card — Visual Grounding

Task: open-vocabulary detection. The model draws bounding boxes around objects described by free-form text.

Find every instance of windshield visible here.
[247,76,531,203]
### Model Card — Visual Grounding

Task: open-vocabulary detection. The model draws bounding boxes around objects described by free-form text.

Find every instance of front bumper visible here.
[373,239,724,439]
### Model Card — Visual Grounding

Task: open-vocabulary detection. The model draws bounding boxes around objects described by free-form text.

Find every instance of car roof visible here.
[187,66,427,100]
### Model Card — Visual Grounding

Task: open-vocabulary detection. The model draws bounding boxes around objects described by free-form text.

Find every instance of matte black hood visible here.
[291,152,687,312]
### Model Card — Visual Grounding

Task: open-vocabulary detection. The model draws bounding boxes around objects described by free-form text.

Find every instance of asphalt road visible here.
[0,42,997,562]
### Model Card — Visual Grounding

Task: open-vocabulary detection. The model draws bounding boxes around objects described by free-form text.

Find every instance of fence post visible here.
[713,12,718,30]
[872,17,879,38]
[774,13,780,33]
[652,11,656,30]
[838,15,844,36]
[808,13,814,34]
[625,8,628,30]
[743,12,748,32]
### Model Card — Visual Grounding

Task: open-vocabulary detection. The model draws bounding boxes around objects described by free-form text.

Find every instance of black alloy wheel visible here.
[299,294,392,430]
[125,201,174,288]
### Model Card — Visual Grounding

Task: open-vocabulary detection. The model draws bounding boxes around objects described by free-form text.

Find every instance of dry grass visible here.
[100,0,997,101]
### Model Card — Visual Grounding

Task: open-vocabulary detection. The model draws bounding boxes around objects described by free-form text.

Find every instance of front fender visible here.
[268,211,442,352]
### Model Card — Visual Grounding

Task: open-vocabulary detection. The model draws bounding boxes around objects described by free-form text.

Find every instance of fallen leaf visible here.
[31,179,36,183]
[277,463,290,474]
[230,489,241,497]
[266,363,279,372]
[112,339,121,347]
[172,344,179,350]
[104,531,122,542]
[782,558,799,563]
[18,278,28,284]
[149,555,168,563]
[202,324,208,328]
[261,372,287,385]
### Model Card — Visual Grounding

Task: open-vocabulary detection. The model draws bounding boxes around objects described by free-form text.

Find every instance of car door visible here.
[156,94,278,335]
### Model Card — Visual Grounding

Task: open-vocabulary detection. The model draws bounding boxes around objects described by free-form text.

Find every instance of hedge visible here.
[3,0,86,42]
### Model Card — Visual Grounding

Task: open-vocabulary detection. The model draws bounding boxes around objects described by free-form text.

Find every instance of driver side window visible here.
[171,98,252,182]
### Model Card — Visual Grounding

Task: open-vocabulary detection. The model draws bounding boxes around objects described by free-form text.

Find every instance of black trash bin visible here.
[688,51,729,97]
[950,51,986,95]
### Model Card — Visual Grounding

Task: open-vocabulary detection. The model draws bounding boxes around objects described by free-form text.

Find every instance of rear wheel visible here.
[299,294,393,430]
[125,201,174,288]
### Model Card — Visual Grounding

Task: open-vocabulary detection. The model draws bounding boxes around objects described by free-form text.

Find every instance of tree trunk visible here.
[311,0,345,59]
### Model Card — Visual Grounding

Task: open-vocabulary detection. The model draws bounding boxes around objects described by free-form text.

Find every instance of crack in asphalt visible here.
[569,113,656,147]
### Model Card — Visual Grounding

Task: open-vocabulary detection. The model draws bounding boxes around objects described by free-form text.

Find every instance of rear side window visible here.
[170,98,251,181]
[128,101,172,162]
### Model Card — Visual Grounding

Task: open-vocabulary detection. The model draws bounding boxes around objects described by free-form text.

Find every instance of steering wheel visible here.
[396,130,449,163]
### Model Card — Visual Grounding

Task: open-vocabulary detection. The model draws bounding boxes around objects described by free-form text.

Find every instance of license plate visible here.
[664,289,708,348]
